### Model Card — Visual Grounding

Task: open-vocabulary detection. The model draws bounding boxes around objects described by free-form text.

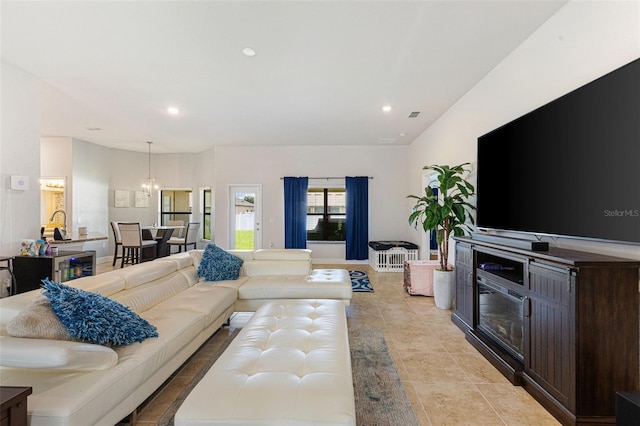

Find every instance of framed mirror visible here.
[40,177,66,237]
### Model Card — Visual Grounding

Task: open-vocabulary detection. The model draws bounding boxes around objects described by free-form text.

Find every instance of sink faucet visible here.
[50,209,67,235]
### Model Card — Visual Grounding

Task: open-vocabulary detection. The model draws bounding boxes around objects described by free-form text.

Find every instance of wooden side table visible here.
[1,386,32,426]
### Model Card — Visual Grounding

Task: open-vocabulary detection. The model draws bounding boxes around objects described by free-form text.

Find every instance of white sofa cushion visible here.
[241,260,310,276]
[118,261,178,289]
[157,252,198,271]
[113,272,190,313]
[67,273,126,296]
[153,284,239,330]
[0,336,117,371]
[252,248,311,260]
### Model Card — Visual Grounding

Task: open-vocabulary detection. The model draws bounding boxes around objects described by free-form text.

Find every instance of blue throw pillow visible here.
[41,279,158,346]
[197,243,244,281]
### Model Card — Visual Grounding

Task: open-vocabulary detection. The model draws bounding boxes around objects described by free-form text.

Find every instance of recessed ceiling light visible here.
[167,107,179,115]
[242,47,256,57]
[86,127,103,131]
[382,105,392,112]
[399,132,407,137]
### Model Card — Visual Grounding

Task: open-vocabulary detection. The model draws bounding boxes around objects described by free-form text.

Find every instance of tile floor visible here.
[100,262,559,425]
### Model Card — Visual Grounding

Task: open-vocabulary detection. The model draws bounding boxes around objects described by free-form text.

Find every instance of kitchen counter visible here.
[47,232,108,252]
[49,232,107,244]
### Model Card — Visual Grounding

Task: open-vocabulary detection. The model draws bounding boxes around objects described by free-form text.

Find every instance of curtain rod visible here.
[280,176,373,180]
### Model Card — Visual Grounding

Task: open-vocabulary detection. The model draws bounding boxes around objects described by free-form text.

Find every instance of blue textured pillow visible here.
[41,279,158,346]
[197,243,244,281]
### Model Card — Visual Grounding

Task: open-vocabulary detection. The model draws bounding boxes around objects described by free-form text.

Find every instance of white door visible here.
[228,185,262,250]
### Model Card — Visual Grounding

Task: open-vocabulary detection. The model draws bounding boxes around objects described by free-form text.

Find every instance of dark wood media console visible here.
[452,236,640,425]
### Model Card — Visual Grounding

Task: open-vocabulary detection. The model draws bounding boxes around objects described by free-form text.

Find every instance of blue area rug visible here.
[350,270,373,292]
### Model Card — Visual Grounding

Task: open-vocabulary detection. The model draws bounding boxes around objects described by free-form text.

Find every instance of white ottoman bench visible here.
[232,269,353,312]
[175,299,356,426]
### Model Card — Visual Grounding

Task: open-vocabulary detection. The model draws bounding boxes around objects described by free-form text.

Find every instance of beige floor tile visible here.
[400,352,470,383]
[451,353,511,384]
[438,332,479,355]
[476,383,561,426]
[413,382,505,425]
[405,382,433,426]
[387,328,448,354]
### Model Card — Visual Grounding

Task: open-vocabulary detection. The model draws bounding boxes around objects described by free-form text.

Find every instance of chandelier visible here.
[142,141,157,196]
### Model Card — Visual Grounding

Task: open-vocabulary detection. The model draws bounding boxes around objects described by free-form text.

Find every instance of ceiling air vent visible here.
[378,138,396,144]
[408,111,421,118]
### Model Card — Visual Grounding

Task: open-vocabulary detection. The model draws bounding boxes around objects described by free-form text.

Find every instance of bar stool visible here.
[119,223,157,267]
[167,222,200,253]
[110,221,126,266]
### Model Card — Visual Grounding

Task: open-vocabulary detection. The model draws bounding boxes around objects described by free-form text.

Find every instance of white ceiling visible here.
[1,1,567,153]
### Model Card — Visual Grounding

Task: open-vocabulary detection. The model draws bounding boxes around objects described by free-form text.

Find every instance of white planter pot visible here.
[433,269,455,310]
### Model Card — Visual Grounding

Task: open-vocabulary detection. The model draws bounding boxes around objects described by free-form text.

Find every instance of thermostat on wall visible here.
[10,175,29,191]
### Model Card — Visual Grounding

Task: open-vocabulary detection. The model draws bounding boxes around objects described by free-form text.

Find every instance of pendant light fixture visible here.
[142,141,156,196]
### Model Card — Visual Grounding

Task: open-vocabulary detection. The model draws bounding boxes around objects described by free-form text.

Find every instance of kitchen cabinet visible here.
[12,250,96,294]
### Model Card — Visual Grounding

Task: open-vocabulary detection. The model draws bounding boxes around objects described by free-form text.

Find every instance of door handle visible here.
[523,296,530,318]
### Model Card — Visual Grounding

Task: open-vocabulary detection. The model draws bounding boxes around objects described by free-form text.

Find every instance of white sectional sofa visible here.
[0,248,352,426]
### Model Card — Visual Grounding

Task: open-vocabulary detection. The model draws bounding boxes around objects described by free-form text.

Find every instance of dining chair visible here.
[110,221,124,266]
[167,220,185,238]
[167,222,200,253]
[119,223,157,268]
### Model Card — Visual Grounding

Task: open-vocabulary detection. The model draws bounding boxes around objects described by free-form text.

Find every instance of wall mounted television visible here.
[476,58,640,245]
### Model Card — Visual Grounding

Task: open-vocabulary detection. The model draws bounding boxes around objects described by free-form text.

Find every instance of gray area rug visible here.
[350,328,420,426]
[160,327,418,425]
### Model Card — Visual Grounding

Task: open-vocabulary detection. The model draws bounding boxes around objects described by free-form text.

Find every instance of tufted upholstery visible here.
[175,299,356,426]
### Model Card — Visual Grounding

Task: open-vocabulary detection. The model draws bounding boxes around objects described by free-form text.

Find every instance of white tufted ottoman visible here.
[175,299,356,426]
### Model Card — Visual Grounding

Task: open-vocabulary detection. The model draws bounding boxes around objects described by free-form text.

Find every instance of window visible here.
[306,188,346,241]
[160,189,192,226]
[202,188,212,240]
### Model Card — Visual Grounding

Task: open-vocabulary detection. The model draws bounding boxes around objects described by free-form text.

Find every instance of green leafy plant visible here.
[408,163,476,271]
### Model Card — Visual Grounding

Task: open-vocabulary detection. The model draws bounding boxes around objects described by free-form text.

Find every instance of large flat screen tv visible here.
[476,58,640,245]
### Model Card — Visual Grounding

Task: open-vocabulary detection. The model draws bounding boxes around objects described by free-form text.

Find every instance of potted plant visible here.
[408,163,475,309]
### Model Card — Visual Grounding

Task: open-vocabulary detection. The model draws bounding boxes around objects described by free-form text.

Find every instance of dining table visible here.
[142,225,184,258]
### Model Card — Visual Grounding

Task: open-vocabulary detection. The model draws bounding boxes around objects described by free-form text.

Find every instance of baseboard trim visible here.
[312,259,369,265]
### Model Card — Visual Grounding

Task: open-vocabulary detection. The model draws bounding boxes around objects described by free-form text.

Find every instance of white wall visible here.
[0,61,41,296]
[72,139,111,257]
[213,145,409,262]
[0,62,41,253]
[407,0,640,262]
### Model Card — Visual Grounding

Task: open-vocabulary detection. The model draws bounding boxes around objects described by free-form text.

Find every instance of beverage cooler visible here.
[12,250,96,295]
